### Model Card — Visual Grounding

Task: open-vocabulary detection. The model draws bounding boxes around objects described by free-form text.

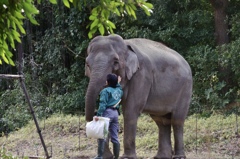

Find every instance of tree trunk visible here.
[210,0,231,95]
[210,0,229,45]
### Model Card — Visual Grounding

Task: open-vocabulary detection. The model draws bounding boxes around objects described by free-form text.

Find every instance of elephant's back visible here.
[125,38,183,60]
[125,38,191,75]
[125,38,171,55]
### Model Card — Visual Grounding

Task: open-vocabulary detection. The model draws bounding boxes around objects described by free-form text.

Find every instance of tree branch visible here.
[0,74,23,79]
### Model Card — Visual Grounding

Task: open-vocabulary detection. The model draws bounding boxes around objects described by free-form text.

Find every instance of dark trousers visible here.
[102,108,119,144]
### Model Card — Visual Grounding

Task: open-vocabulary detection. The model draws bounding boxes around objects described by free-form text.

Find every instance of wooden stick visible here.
[0,74,23,79]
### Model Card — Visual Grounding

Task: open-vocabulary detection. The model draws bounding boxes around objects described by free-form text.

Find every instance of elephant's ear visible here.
[125,45,139,80]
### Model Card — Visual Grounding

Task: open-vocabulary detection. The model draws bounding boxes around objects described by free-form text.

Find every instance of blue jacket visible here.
[97,83,123,116]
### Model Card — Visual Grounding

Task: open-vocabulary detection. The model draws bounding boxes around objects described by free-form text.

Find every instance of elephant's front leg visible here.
[120,113,138,159]
[103,137,114,159]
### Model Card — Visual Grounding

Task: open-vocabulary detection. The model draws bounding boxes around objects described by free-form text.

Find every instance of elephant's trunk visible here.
[85,70,108,121]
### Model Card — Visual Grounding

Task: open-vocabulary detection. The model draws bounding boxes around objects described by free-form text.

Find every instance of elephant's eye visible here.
[113,60,119,66]
[86,62,90,68]
[86,57,91,68]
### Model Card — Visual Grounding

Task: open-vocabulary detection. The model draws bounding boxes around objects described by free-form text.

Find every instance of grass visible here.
[0,113,240,158]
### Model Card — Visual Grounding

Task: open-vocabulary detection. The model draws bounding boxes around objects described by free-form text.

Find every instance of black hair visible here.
[107,74,118,88]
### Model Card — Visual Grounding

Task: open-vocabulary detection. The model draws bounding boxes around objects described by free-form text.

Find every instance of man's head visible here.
[107,74,118,88]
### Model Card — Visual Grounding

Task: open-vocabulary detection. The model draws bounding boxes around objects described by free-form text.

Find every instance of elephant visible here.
[85,34,192,159]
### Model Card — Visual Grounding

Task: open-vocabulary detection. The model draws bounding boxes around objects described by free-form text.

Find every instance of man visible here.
[94,73,123,159]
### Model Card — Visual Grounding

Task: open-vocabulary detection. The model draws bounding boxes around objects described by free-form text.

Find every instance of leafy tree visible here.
[0,0,38,66]
[0,0,153,66]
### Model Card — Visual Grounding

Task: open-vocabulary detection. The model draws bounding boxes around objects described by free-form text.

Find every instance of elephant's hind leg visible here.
[171,90,190,158]
[172,119,186,159]
[150,114,172,159]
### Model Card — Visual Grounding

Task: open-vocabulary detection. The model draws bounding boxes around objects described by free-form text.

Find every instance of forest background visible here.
[0,0,240,135]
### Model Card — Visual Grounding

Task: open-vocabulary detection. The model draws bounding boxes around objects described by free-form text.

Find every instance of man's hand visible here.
[118,76,121,83]
[94,116,99,121]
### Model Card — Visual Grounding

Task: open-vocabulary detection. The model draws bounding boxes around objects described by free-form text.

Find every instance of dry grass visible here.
[0,114,240,158]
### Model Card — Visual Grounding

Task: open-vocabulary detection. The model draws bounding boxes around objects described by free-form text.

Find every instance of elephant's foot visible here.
[103,154,114,159]
[119,157,136,159]
[103,145,113,159]
[172,155,186,159]
[119,153,137,159]
[103,151,113,159]
[102,156,113,159]
[153,156,171,159]
[153,151,172,159]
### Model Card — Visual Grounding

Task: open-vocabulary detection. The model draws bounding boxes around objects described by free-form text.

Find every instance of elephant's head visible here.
[85,34,139,121]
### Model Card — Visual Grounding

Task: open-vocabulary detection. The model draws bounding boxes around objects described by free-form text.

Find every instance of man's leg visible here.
[94,139,105,159]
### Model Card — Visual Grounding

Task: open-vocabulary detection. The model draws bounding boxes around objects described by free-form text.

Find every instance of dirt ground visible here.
[1,115,240,159]
[3,132,238,159]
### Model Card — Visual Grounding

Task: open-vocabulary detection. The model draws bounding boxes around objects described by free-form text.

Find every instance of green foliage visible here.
[0,72,88,134]
[116,0,214,54]
[86,0,153,38]
[0,82,31,134]
[220,39,240,84]
[47,78,88,114]
[0,0,39,66]
[0,0,153,65]
[186,40,240,114]
[0,148,18,159]
[31,6,89,114]
[229,13,240,41]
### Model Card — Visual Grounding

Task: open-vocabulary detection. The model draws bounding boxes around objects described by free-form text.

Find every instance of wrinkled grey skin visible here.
[85,34,192,159]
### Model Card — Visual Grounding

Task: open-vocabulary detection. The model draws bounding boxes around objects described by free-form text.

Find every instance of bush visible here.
[0,148,19,159]
[187,40,240,114]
